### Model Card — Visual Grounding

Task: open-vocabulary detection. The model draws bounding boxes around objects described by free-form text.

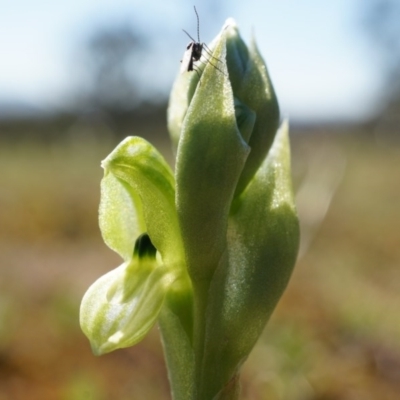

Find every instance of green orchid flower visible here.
[80,137,192,356]
[80,18,299,400]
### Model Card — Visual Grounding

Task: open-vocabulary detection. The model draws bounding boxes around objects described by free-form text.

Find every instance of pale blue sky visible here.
[0,0,382,122]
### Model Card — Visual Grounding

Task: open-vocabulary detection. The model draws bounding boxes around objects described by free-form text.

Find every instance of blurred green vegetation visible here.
[0,123,399,399]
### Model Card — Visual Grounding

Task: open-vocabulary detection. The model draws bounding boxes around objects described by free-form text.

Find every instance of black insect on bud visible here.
[180,6,224,79]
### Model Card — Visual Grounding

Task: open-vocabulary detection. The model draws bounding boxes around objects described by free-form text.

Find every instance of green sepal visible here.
[234,97,256,144]
[175,33,250,283]
[199,121,300,398]
[225,24,280,197]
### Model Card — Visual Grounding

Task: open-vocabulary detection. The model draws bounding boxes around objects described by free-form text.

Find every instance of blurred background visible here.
[1,0,399,399]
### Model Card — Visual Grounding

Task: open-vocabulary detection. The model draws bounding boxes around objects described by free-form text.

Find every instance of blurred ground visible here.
[0,124,399,400]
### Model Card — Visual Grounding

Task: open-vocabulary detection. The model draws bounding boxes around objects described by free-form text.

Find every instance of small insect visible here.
[180,6,225,79]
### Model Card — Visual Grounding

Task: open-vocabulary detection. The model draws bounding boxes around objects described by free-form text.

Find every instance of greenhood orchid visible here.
[80,18,299,400]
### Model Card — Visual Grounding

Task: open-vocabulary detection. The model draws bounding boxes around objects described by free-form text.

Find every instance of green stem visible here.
[158,276,195,400]
[192,280,211,399]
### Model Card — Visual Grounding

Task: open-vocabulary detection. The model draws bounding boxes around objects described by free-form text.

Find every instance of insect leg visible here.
[192,65,203,85]
[197,57,228,77]
[203,44,223,63]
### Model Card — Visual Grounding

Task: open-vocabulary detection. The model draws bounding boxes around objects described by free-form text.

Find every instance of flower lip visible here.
[133,233,157,259]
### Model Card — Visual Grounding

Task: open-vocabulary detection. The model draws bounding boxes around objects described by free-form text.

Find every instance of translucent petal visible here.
[99,172,145,261]
[80,257,172,355]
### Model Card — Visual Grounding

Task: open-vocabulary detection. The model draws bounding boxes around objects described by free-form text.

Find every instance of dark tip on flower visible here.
[133,233,157,259]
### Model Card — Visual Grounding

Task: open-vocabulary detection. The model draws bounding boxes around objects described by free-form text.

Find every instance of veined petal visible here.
[80,256,174,355]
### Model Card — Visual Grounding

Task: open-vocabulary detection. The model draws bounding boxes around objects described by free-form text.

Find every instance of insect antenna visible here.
[194,6,201,43]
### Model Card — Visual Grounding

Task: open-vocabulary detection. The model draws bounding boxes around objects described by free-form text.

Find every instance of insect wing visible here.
[180,42,194,73]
